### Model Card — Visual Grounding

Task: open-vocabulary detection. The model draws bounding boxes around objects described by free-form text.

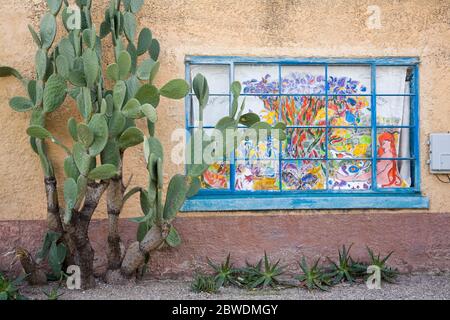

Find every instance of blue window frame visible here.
[182,56,429,211]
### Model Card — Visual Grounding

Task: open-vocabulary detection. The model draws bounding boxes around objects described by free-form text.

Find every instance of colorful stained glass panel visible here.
[235,160,280,191]
[376,128,401,156]
[235,129,280,160]
[281,66,325,94]
[376,160,411,189]
[283,128,326,159]
[239,96,279,125]
[328,128,372,159]
[328,96,371,126]
[328,66,371,94]
[235,65,279,94]
[281,96,326,126]
[376,128,412,189]
[201,162,230,190]
[188,60,416,196]
[281,160,326,191]
[328,160,372,190]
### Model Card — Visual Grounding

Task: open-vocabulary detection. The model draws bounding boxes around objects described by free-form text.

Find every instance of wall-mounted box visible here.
[429,133,450,174]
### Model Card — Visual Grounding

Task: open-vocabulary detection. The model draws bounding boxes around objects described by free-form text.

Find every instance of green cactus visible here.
[0,0,286,288]
[63,178,78,224]
[88,164,119,180]
[163,174,190,221]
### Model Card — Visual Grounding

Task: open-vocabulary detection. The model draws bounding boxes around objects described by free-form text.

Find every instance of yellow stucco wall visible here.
[0,0,449,220]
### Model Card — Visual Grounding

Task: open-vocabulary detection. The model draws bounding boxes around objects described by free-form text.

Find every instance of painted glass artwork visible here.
[192,129,231,190]
[328,128,372,159]
[376,129,411,188]
[327,66,371,126]
[375,66,412,188]
[235,64,279,94]
[328,160,372,190]
[328,96,371,126]
[239,96,279,125]
[281,66,326,94]
[284,128,326,159]
[235,161,279,191]
[188,61,415,194]
[281,96,326,126]
[328,66,371,94]
[201,162,230,190]
[282,161,326,190]
[236,129,280,160]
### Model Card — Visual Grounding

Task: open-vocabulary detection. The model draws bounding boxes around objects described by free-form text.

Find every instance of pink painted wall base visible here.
[1,213,450,278]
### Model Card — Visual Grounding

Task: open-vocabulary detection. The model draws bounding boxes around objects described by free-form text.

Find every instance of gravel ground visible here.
[21,273,450,300]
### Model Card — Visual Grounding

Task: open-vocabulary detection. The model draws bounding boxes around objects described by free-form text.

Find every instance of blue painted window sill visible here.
[181,194,429,212]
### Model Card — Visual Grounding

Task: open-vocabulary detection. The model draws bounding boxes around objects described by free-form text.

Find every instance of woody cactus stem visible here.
[15,248,47,286]
[106,155,125,271]
[65,181,109,288]
[44,176,64,235]
[121,225,165,276]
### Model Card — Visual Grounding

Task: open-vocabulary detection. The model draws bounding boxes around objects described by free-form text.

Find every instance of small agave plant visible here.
[238,252,286,290]
[0,272,28,301]
[191,274,219,294]
[357,247,399,283]
[326,244,361,284]
[0,0,285,289]
[207,254,240,288]
[42,287,64,300]
[296,257,332,291]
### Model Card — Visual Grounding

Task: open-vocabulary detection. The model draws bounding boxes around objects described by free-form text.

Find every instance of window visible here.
[183,57,429,211]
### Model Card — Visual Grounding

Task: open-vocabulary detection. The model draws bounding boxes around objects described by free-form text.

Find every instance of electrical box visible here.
[429,133,450,173]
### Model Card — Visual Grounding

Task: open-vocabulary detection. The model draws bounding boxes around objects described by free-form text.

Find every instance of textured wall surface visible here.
[2,213,450,275]
[0,0,450,273]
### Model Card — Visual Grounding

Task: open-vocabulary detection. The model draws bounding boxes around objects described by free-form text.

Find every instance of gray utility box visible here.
[429,133,450,173]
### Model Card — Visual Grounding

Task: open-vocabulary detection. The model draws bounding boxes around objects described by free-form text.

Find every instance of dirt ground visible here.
[20,273,450,300]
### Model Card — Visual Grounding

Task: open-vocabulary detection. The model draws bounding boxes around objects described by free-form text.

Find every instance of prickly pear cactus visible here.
[0,0,286,286]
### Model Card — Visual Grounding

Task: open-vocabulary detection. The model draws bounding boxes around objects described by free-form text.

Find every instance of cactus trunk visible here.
[15,248,47,286]
[44,176,64,234]
[44,176,78,268]
[65,182,109,289]
[120,225,164,277]
[106,159,125,271]
[68,224,96,289]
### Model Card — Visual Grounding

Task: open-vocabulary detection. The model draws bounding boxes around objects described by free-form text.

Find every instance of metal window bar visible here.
[278,64,283,192]
[325,64,329,191]
[371,64,377,191]
[230,62,236,192]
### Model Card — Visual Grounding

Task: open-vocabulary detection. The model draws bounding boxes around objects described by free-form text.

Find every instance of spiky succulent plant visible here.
[361,247,399,283]
[296,257,332,291]
[207,254,240,288]
[0,272,28,301]
[191,274,219,294]
[238,252,286,289]
[326,244,362,284]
